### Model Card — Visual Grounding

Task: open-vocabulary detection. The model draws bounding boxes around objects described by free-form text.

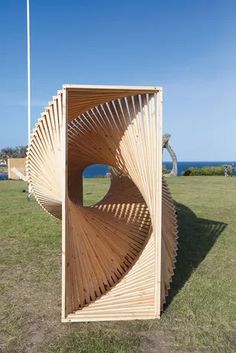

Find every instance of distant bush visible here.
[0,145,27,159]
[83,175,108,178]
[163,167,171,175]
[183,166,224,176]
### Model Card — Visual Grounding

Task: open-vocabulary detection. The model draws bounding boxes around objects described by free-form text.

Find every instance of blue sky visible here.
[1,0,236,160]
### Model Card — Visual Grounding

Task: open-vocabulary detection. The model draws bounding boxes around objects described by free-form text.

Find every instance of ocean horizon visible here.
[1,161,235,180]
[83,161,236,177]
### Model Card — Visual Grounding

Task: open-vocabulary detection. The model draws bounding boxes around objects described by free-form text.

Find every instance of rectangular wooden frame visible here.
[61,85,163,322]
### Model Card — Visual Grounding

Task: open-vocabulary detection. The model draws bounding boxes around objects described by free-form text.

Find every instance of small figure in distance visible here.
[229,163,234,177]
[232,165,236,178]
[224,165,228,177]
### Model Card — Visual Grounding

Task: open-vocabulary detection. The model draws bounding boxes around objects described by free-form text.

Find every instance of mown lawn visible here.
[0,177,235,353]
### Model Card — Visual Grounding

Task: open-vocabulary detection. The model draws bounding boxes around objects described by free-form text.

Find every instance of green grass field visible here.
[0,177,235,353]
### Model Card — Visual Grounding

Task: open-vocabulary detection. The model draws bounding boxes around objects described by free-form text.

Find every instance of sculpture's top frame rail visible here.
[63,84,162,91]
[62,85,162,122]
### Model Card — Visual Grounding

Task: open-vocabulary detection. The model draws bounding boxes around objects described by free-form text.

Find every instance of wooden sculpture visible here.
[27,85,178,322]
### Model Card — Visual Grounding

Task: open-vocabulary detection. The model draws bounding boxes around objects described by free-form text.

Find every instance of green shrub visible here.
[163,167,171,174]
[183,166,224,176]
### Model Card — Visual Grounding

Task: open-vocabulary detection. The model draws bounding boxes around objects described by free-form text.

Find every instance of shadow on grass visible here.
[165,202,227,308]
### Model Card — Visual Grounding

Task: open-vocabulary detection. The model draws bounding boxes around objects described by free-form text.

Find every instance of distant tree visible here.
[0,145,27,159]
[162,134,178,176]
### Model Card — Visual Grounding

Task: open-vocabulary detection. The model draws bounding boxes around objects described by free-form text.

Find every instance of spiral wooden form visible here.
[27,85,178,322]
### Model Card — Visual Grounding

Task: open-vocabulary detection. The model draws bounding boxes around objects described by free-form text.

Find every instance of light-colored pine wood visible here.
[26,85,178,322]
[8,158,26,180]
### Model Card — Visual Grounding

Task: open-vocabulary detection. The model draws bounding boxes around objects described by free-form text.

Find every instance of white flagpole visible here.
[27,0,31,194]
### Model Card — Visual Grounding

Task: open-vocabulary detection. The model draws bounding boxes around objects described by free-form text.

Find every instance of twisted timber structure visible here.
[27,85,178,322]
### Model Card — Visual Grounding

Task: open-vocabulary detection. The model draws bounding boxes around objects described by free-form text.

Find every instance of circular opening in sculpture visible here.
[82,164,111,206]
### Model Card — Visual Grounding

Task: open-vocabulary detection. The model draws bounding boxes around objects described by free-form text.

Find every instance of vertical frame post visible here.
[154,89,163,317]
[61,89,68,321]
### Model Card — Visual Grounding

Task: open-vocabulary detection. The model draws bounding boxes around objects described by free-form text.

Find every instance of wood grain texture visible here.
[26,85,178,322]
[8,158,26,180]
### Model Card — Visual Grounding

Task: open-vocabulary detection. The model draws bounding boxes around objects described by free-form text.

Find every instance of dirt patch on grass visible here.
[138,329,176,353]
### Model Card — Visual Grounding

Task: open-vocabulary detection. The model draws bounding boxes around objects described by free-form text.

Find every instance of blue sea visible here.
[83,161,236,177]
[1,161,235,180]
